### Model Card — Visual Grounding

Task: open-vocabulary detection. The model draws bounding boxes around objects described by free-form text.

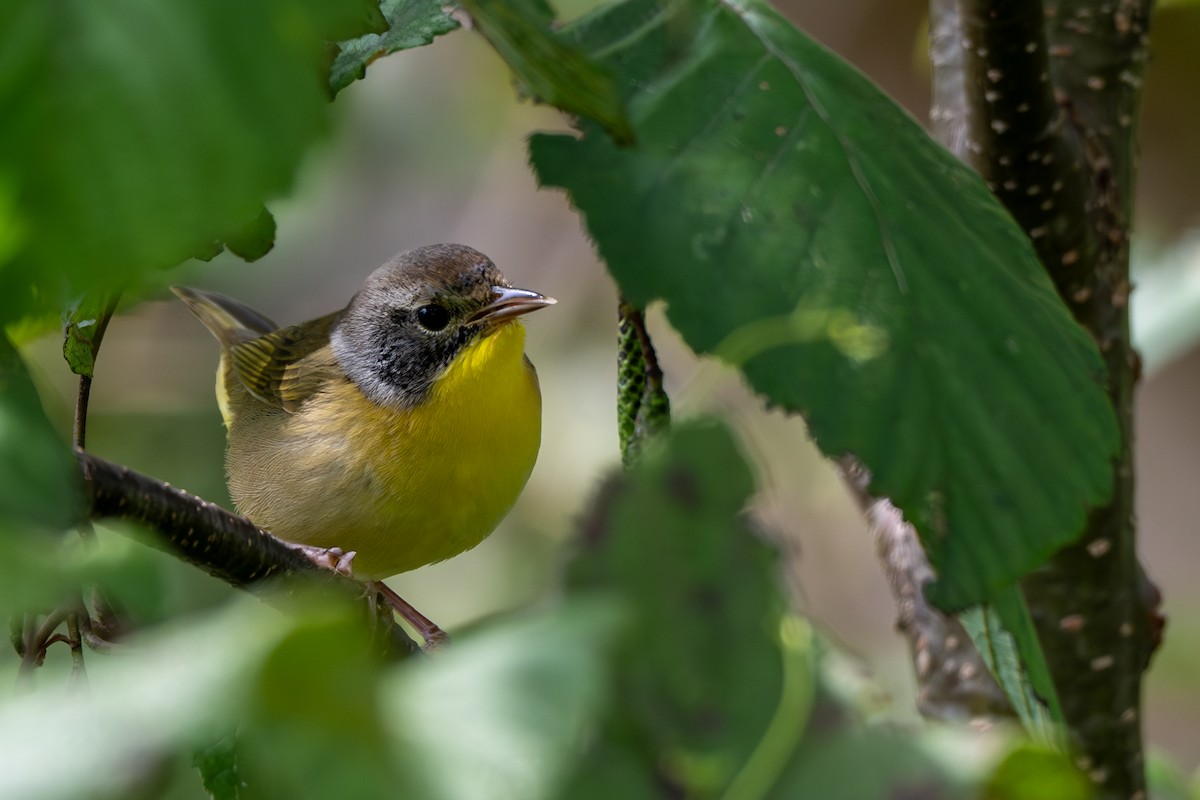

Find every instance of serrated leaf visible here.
[530,0,1119,611]
[0,0,381,323]
[462,0,634,144]
[330,0,460,95]
[566,421,792,797]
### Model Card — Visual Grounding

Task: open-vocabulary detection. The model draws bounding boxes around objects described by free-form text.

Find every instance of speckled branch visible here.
[842,459,1014,723]
[78,450,419,658]
[934,1,1156,797]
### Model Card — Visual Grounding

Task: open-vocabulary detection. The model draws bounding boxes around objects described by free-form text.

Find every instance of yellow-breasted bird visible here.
[173,244,554,642]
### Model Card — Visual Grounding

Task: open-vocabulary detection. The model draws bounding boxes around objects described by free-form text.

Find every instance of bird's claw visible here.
[293,544,357,577]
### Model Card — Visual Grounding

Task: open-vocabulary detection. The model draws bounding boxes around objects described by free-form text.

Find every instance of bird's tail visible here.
[171,286,278,347]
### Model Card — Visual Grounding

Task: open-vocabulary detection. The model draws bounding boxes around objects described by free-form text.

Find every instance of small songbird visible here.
[173,244,553,640]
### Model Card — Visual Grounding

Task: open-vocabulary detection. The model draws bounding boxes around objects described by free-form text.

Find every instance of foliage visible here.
[0,0,1176,797]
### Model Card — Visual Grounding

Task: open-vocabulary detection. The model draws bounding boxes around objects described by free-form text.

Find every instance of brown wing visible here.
[229,312,344,413]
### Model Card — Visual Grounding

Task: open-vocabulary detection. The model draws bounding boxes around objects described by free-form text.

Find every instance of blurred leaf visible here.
[981,742,1091,800]
[193,207,277,263]
[772,728,962,800]
[0,599,291,800]
[330,0,460,95]
[530,0,1119,611]
[231,598,400,800]
[384,600,623,800]
[462,0,634,144]
[0,0,382,323]
[565,421,790,797]
[1131,232,1200,375]
[220,206,278,263]
[61,292,118,378]
[0,535,78,615]
[77,531,170,621]
[1144,752,1198,800]
[397,603,624,797]
[959,587,1065,739]
[194,732,243,800]
[0,333,79,530]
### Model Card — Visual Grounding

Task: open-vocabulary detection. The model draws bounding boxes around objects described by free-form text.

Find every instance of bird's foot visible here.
[367,581,450,652]
[288,544,446,652]
[292,544,357,577]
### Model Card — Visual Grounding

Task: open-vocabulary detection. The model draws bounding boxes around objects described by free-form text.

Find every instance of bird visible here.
[172,243,554,644]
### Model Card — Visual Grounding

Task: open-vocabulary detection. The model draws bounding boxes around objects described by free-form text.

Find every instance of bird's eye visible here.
[415,303,451,332]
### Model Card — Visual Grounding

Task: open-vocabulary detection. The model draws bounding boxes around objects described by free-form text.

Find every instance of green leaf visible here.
[220,207,278,263]
[0,333,79,530]
[530,0,1120,611]
[61,292,118,378]
[194,732,243,800]
[959,587,1066,740]
[565,421,795,797]
[330,0,461,95]
[384,601,623,800]
[772,727,962,800]
[231,598,401,800]
[0,0,382,323]
[0,599,292,800]
[461,0,634,144]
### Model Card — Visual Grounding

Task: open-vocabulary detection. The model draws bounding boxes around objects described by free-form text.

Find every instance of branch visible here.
[935,1,1157,795]
[842,459,1013,723]
[77,450,420,658]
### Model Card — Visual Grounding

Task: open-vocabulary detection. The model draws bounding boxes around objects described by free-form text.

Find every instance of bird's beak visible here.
[468,287,556,328]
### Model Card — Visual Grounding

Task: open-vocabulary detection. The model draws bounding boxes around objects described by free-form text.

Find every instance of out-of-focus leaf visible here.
[1131,232,1200,375]
[981,742,1091,800]
[384,600,623,800]
[0,0,382,323]
[772,728,963,800]
[1144,752,1198,800]
[461,0,633,144]
[565,421,794,797]
[193,208,277,263]
[220,207,278,263]
[0,333,78,529]
[330,0,460,94]
[194,732,243,800]
[531,0,1119,611]
[0,599,295,800]
[231,599,401,800]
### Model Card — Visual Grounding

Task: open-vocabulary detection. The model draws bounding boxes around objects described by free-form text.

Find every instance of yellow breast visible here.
[225,322,541,578]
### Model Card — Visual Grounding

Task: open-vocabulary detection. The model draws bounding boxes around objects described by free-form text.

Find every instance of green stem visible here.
[720,615,815,800]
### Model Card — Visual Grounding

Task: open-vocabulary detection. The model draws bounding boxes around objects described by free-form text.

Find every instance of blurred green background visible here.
[14,0,1200,779]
